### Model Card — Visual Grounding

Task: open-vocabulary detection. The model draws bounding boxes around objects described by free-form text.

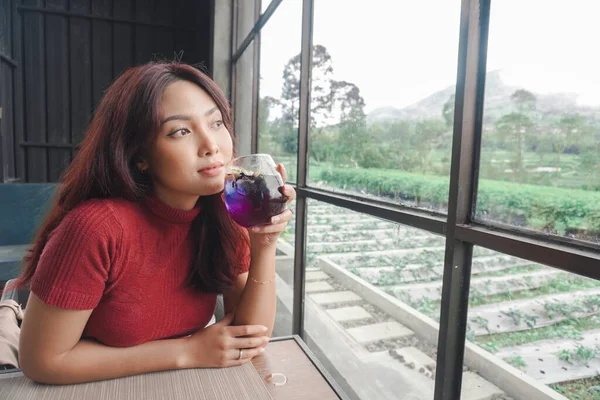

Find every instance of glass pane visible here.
[466,247,600,399]
[272,198,295,337]
[293,200,450,399]
[475,0,600,244]
[234,41,254,155]
[306,0,461,213]
[257,0,301,183]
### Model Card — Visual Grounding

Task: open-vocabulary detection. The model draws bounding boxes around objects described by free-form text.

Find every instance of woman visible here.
[11,62,295,384]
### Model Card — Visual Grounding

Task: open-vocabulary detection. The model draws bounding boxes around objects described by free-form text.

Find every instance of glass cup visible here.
[224,154,287,228]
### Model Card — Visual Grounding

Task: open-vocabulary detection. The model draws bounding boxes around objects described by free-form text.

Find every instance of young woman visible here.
[11,62,295,384]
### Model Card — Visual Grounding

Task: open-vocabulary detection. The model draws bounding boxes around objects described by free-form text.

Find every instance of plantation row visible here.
[316,167,600,240]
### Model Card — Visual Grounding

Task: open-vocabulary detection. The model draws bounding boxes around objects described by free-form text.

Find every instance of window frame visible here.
[230,1,600,399]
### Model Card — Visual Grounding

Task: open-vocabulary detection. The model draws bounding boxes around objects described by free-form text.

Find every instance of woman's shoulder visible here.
[65,198,144,232]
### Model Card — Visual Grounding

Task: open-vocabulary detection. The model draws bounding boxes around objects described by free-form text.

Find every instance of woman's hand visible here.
[178,313,270,369]
[247,163,296,249]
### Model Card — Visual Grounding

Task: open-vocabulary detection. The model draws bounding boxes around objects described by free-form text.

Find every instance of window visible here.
[307,0,461,213]
[302,200,443,399]
[467,247,600,398]
[257,0,302,183]
[476,0,600,244]
[232,1,600,399]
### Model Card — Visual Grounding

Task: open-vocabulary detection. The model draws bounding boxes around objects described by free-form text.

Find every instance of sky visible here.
[258,0,600,113]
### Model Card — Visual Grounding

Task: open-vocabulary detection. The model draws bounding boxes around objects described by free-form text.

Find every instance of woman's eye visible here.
[212,120,224,129]
[168,128,190,138]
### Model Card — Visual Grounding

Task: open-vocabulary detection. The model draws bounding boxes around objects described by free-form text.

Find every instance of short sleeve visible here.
[30,201,121,310]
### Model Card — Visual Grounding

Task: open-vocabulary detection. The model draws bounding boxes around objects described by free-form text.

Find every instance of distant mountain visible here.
[367,70,600,126]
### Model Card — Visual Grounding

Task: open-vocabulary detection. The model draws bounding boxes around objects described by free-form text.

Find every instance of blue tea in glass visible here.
[224,154,287,228]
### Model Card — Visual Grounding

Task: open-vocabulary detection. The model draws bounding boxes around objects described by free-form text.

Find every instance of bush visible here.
[319,167,600,236]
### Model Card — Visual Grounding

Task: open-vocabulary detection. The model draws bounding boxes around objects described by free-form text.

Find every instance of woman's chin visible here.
[196,183,225,197]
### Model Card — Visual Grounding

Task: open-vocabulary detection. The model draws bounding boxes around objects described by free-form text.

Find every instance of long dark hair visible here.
[10,62,248,294]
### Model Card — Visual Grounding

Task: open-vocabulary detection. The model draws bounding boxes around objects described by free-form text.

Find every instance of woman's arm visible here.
[19,293,268,384]
[230,243,278,337]
[19,293,186,384]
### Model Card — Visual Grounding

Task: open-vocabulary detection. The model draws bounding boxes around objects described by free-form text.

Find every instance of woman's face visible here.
[141,80,233,209]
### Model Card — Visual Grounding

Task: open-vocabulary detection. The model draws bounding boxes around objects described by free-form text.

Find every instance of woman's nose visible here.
[197,132,219,156]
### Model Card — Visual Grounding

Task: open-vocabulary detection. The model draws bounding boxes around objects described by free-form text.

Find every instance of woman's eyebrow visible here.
[205,106,219,117]
[160,114,192,126]
[160,107,219,126]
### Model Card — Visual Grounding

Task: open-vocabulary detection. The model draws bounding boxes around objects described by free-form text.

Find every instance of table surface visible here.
[253,336,346,400]
[0,335,347,400]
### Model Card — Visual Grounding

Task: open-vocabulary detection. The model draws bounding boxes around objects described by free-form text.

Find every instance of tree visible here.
[510,89,537,113]
[554,114,590,175]
[310,127,338,163]
[412,119,446,172]
[495,112,534,181]
[331,80,366,126]
[442,94,455,128]
[281,123,298,155]
[280,44,335,128]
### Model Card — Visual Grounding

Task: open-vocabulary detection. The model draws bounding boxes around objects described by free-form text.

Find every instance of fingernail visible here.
[272,216,280,223]
[259,348,265,353]
[261,326,268,332]
[252,227,260,232]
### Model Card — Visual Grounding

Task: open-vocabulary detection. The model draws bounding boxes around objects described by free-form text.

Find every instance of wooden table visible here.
[0,335,348,400]
[253,335,348,400]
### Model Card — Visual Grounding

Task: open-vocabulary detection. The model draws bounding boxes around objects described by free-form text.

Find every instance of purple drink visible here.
[224,171,287,228]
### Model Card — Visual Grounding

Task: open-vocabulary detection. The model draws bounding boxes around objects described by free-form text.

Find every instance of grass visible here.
[549,376,600,400]
[468,274,600,307]
[503,355,528,371]
[475,316,600,350]
[557,345,600,367]
[475,264,544,278]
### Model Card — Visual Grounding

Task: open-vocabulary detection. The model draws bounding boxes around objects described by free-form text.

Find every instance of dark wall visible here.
[0,0,213,183]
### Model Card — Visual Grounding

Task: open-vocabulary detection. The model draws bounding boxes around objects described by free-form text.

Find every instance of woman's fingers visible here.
[270,209,293,224]
[277,163,288,183]
[230,336,270,350]
[227,324,269,337]
[227,346,266,366]
[281,184,296,202]
[252,222,289,234]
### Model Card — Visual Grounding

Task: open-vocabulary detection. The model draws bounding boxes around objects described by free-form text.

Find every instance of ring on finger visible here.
[238,349,243,360]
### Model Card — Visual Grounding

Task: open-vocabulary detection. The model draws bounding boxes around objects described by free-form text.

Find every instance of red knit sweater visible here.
[30,197,250,347]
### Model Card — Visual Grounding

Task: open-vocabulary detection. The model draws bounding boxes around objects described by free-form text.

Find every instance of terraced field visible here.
[281,200,600,400]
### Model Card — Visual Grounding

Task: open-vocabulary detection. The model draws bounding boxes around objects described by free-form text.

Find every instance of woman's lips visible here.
[198,165,223,177]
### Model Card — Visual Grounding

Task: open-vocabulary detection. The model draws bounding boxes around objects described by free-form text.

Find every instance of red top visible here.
[30,196,250,347]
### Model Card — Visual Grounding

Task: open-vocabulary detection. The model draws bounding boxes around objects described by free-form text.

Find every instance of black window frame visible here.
[230,1,600,399]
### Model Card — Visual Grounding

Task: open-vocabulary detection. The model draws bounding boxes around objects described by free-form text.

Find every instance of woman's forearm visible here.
[22,336,187,385]
[233,244,277,337]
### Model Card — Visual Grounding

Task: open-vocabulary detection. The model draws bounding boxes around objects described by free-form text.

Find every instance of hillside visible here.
[367,70,600,126]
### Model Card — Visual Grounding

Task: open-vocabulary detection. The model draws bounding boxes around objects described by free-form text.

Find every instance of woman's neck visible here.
[150,187,200,211]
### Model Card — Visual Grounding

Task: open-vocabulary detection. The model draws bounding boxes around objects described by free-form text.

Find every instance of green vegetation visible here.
[475,264,543,278]
[261,45,600,241]
[557,345,600,367]
[469,274,600,307]
[266,45,600,400]
[319,166,600,237]
[475,316,600,350]
[550,376,600,400]
[503,355,528,371]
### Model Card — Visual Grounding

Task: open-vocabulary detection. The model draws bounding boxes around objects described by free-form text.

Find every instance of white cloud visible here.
[259,0,600,112]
